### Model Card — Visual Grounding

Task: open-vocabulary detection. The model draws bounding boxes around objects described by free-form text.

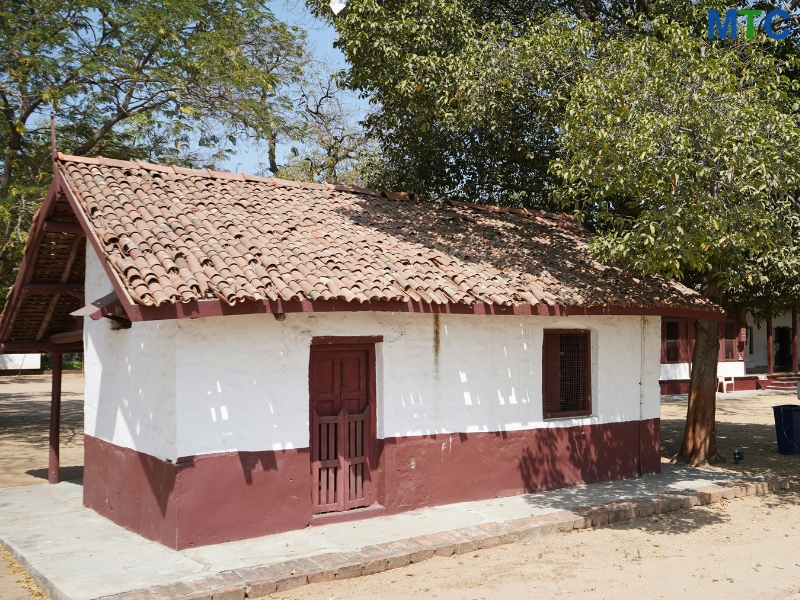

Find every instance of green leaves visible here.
[309,0,594,206]
[554,17,800,307]
[0,0,308,305]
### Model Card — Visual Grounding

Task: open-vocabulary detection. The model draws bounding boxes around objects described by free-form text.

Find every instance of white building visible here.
[658,312,798,394]
[0,154,720,548]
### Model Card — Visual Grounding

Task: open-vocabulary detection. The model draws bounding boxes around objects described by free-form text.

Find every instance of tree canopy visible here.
[312,0,800,311]
[0,0,307,299]
[554,17,800,306]
[310,0,595,206]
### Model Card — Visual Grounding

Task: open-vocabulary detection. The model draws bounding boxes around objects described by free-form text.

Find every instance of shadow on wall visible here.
[90,322,178,519]
[237,451,279,484]
[517,421,644,494]
[379,421,657,513]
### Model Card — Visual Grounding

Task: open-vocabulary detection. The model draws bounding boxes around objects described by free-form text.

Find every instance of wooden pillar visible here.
[767,317,774,376]
[793,309,798,374]
[48,352,62,484]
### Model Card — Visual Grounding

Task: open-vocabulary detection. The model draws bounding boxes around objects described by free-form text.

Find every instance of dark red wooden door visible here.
[310,348,373,514]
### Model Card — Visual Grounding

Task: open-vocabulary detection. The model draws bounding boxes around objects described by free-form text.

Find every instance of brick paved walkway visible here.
[0,466,788,600]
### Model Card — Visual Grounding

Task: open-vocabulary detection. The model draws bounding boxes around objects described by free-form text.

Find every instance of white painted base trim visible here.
[660,360,745,380]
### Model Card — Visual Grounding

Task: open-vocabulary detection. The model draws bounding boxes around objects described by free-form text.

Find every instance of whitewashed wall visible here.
[174,311,660,458]
[660,363,690,380]
[0,354,41,369]
[718,362,745,377]
[84,246,662,461]
[83,247,177,460]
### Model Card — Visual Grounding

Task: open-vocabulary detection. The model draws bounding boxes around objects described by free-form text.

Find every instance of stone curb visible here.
[95,477,790,600]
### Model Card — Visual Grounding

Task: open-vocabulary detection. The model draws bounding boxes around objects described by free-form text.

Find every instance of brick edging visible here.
[96,478,790,600]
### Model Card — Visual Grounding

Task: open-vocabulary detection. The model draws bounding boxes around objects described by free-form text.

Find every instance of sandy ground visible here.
[293,490,800,600]
[0,547,45,600]
[1,378,799,600]
[0,374,82,599]
[660,390,800,487]
[0,374,85,489]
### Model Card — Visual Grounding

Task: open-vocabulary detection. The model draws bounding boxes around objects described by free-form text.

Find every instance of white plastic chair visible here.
[718,376,734,393]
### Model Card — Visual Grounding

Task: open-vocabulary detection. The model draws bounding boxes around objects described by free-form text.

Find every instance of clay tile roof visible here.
[55,153,718,313]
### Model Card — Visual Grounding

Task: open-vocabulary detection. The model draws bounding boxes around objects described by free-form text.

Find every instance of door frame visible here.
[309,336,380,510]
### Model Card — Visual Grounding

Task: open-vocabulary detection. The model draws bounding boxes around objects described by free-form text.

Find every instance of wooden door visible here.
[309,346,374,514]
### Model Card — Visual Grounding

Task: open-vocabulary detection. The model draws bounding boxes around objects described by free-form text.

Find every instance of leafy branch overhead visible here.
[554,17,800,307]
[0,0,308,300]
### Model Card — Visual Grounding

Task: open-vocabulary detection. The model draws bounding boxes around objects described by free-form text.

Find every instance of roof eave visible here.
[122,297,724,323]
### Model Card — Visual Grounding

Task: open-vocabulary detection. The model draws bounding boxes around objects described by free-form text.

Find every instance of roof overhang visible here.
[0,159,723,346]
[124,296,724,322]
[0,169,91,353]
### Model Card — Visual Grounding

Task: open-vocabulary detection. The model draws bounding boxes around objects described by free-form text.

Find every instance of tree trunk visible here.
[677,318,724,466]
[267,133,279,174]
[0,128,21,199]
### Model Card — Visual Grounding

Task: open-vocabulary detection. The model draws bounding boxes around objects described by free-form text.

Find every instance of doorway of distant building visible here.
[308,341,377,514]
[775,326,792,372]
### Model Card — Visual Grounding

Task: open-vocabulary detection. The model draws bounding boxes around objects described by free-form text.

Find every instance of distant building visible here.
[659,312,798,394]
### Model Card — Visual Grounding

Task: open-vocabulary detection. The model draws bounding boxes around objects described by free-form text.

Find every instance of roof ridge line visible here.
[56,152,574,222]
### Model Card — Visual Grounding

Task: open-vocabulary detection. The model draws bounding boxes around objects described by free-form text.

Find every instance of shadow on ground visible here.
[25,466,84,482]
[661,419,800,485]
[610,488,799,536]
[0,377,83,447]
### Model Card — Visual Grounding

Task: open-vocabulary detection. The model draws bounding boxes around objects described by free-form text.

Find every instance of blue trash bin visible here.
[773,405,800,455]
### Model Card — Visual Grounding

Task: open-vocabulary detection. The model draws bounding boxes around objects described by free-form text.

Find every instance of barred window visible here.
[664,321,681,362]
[722,322,737,360]
[542,330,592,419]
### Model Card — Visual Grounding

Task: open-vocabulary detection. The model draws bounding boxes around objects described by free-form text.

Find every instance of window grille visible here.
[723,322,737,360]
[665,321,680,362]
[542,330,591,418]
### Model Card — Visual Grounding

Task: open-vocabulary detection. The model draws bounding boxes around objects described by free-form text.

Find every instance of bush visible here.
[41,353,83,371]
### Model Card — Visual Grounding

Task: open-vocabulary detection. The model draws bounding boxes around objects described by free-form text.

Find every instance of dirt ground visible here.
[294,490,800,600]
[0,374,85,489]
[2,378,800,600]
[0,374,83,600]
[288,390,800,600]
[660,390,800,487]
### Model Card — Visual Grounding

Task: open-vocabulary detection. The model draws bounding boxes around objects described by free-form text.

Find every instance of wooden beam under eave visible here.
[23,283,83,296]
[49,330,83,345]
[43,220,84,235]
[35,235,84,341]
[0,180,61,342]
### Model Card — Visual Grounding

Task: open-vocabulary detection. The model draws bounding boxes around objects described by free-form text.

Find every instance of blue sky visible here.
[223,0,353,174]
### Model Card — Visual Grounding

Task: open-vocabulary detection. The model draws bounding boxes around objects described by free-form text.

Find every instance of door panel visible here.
[310,355,338,416]
[310,347,374,514]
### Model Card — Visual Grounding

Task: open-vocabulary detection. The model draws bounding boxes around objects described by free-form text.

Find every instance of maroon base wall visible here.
[84,418,660,549]
[174,449,311,548]
[84,435,310,549]
[378,419,660,514]
[84,435,178,547]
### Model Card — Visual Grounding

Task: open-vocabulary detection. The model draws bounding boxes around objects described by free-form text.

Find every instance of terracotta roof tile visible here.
[55,154,717,313]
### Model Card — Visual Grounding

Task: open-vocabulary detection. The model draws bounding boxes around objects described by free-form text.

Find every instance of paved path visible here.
[0,465,768,600]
